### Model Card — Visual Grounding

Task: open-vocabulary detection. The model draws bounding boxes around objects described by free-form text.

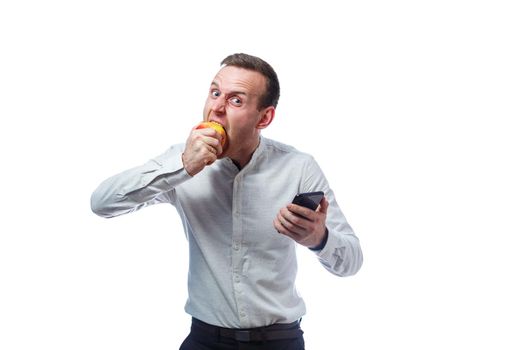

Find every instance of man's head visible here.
[220,53,280,110]
[202,53,279,165]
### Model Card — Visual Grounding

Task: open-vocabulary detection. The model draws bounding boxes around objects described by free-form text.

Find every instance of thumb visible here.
[318,196,329,214]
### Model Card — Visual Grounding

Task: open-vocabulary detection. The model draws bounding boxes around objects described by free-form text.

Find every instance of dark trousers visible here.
[179,318,305,350]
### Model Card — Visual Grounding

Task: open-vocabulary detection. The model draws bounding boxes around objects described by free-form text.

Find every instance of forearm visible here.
[300,157,363,276]
[314,227,363,277]
[91,145,190,218]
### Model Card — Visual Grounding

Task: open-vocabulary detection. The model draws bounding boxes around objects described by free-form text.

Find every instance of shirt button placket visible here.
[232,175,247,324]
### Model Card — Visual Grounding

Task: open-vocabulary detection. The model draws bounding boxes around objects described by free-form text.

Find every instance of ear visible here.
[256,106,275,130]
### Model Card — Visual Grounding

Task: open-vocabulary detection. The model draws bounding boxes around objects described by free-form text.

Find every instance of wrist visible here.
[309,228,329,251]
[181,152,195,177]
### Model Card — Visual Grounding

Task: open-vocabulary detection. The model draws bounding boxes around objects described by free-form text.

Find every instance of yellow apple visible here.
[196,121,227,147]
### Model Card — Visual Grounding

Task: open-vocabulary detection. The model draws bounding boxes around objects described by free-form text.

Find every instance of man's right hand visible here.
[182,126,223,176]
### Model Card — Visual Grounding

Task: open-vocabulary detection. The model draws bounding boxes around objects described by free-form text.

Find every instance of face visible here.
[203,65,274,159]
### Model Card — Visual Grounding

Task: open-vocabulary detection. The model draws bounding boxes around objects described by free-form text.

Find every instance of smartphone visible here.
[292,191,324,211]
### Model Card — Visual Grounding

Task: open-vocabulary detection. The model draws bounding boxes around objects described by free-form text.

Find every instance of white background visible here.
[1,1,524,349]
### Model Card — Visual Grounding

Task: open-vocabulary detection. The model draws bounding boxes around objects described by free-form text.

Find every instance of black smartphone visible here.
[292,191,324,211]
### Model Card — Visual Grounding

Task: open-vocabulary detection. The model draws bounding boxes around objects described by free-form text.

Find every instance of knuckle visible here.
[297,208,309,217]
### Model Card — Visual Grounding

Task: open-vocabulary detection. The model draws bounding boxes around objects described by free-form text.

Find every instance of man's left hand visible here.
[273,197,329,248]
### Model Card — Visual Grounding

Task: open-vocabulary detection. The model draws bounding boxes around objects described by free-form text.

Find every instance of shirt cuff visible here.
[309,228,329,251]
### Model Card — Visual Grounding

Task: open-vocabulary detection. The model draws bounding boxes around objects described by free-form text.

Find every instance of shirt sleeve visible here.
[301,156,363,277]
[90,144,191,218]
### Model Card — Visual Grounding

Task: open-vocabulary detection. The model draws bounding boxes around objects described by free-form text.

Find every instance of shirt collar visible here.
[219,136,267,173]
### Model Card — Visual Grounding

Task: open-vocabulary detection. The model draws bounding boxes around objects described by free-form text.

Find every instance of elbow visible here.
[337,244,364,277]
[320,247,363,277]
[90,190,115,218]
[319,233,364,277]
[344,251,363,277]
[90,188,135,219]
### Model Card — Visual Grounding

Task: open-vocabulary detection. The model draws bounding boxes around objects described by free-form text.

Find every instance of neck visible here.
[230,136,261,170]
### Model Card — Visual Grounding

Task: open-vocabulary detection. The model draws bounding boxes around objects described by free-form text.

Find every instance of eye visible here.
[229,97,242,106]
[211,89,220,98]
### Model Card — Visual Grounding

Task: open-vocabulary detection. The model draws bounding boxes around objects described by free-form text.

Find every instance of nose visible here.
[211,95,226,115]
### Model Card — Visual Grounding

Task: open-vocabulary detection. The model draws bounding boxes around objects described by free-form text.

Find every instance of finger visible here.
[274,217,303,241]
[200,146,218,166]
[278,209,295,229]
[193,126,218,135]
[193,135,222,158]
[274,217,291,235]
[288,214,309,231]
[194,128,222,143]
[203,155,217,166]
[274,217,292,234]
[205,143,219,156]
[286,204,315,221]
[318,196,329,214]
[193,133,220,148]
[273,218,281,233]
[200,135,223,155]
[279,210,309,233]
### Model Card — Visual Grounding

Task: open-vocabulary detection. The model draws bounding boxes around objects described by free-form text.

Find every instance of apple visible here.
[196,121,227,147]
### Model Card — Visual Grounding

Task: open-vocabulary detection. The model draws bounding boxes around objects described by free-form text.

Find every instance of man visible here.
[91,53,363,350]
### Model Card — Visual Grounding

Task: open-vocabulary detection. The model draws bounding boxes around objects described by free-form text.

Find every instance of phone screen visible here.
[292,191,324,210]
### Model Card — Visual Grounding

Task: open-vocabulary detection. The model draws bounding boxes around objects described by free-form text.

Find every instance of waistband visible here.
[191,317,303,342]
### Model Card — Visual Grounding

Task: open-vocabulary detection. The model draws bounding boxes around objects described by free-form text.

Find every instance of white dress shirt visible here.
[91,136,363,328]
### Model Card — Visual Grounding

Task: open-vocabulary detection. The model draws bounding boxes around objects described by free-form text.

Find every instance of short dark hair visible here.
[221,53,280,109]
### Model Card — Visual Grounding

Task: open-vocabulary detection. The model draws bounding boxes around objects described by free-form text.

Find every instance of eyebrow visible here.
[211,81,248,96]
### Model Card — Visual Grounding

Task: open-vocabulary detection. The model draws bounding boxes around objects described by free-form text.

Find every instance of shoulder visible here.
[261,137,327,191]
[262,137,314,163]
